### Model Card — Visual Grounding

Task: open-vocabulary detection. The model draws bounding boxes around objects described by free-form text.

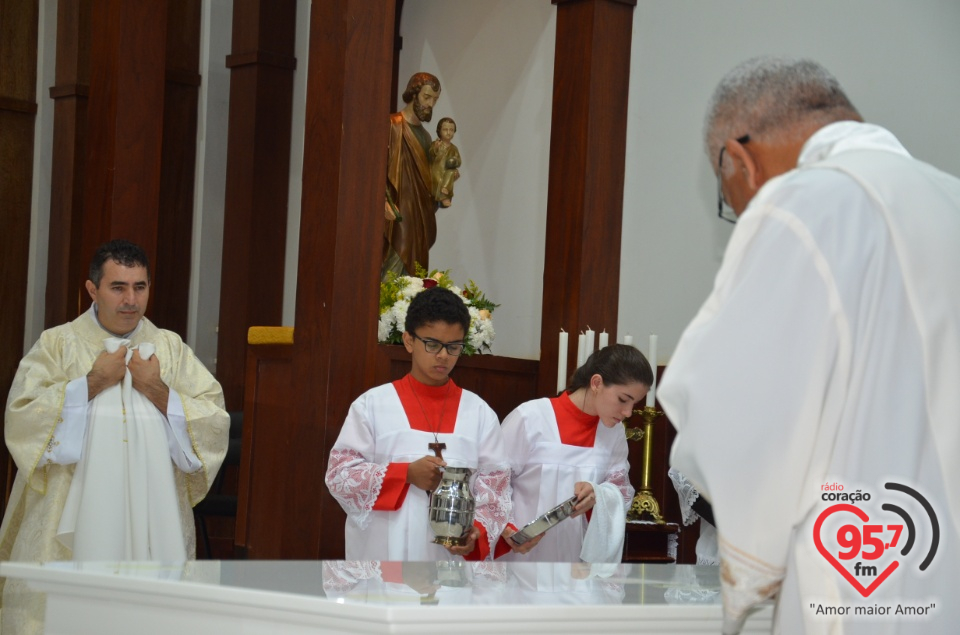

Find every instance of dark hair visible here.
[566,344,654,393]
[89,239,151,287]
[436,117,456,136]
[402,72,441,104]
[405,286,470,335]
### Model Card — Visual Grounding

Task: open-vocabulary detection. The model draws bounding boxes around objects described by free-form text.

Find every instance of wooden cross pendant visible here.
[428,442,446,460]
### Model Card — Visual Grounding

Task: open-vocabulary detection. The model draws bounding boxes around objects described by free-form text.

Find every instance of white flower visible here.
[399,277,423,299]
[377,314,392,341]
[378,272,496,353]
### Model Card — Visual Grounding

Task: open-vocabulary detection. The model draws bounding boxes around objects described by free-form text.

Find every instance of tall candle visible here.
[598,330,609,349]
[577,332,586,367]
[584,327,595,360]
[557,330,569,394]
[646,333,658,407]
[623,334,633,346]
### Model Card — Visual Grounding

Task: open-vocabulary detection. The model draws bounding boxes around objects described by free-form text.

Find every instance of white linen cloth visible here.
[659,122,960,634]
[499,397,633,562]
[57,338,186,560]
[579,481,626,563]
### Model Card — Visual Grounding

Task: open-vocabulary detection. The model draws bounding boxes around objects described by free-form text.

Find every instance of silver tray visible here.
[511,495,580,545]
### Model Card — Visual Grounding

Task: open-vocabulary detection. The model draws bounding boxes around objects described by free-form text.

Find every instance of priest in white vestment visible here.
[325,286,511,561]
[658,57,960,634]
[0,240,230,635]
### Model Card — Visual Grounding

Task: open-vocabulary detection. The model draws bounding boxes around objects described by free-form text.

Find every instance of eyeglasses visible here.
[413,333,465,356]
[716,134,751,224]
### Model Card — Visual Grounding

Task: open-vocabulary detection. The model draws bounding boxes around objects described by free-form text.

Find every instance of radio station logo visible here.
[813,482,939,598]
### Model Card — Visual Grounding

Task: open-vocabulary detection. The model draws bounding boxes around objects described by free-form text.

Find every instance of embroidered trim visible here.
[325,449,388,530]
[472,467,512,559]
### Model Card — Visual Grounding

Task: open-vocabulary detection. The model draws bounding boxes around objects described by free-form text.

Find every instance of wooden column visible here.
[153,0,202,336]
[0,0,39,509]
[287,0,396,559]
[538,0,636,396]
[46,0,201,333]
[215,0,297,411]
[79,0,169,292]
[45,0,91,327]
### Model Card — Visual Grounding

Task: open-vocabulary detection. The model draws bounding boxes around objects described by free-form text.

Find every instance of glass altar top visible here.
[5,560,724,608]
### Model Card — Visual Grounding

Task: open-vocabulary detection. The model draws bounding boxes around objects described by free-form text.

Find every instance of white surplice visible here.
[660,122,960,634]
[325,379,510,561]
[498,396,633,562]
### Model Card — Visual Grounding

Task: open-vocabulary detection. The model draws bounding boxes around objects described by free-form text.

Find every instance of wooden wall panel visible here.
[215,0,297,411]
[46,0,201,336]
[235,344,294,559]
[0,0,40,510]
[80,0,169,283]
[538,0,636,397]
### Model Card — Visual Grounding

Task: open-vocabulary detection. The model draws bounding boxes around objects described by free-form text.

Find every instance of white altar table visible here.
[0,561,773,634]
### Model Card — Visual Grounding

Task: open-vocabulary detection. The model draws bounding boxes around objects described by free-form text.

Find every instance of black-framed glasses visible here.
[717,134,751,223]
[413,333,465,356]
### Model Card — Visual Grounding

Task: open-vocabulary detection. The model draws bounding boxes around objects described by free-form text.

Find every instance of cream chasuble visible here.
[0,308,229,635]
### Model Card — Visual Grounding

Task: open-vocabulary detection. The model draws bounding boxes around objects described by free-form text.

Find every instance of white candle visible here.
[584,327,595,360]
[557,330,569,394]
[623,334,633,346]
[598,330,609,349]
[577,332,586,367]
[646,333,658,408]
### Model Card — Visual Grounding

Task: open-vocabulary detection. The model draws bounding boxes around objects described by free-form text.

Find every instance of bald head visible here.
[704,57,861,165]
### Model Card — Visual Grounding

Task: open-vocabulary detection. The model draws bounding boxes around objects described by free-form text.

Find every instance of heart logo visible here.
[813,503,899,597]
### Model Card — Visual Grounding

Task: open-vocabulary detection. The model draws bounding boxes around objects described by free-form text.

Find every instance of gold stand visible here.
[627,406,665,524]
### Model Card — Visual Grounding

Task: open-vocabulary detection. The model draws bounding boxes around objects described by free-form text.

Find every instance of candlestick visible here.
[598,330,609,349]
[584,327,595,360]
[626,406,665,524]
[557,330,568,394]
[646,334,658,408]
[577,332,586,368]
[623,334,633,346]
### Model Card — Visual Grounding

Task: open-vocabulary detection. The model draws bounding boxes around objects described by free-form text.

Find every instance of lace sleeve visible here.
[605,468,635,510]
[472,467,512,559]
[668,467,702,526]
[325,448,387,530]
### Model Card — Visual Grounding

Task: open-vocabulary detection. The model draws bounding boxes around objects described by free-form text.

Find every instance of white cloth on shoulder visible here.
[57,338,186,560]
[579,481,626,563]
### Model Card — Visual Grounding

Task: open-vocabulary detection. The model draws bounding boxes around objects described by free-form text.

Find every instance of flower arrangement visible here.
[379,266,498,355]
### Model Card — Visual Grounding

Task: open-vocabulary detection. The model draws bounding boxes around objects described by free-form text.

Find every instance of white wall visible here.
[620,0,960,364]
[24,0,57,350]
[187,0,233,371]
[393,0,556,359]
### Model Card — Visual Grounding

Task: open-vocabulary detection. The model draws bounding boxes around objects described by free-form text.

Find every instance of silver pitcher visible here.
[428,467,476,547]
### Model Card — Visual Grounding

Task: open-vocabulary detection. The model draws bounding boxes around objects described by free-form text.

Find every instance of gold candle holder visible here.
[627,406,665,524]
